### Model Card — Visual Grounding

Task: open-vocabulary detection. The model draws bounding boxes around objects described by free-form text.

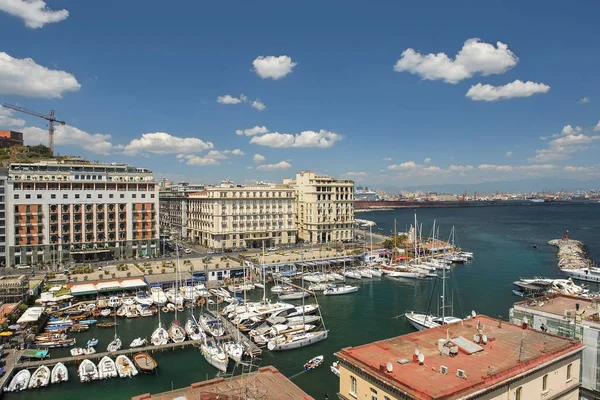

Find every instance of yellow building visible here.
[283,171,354,244]
[335,315,582,400]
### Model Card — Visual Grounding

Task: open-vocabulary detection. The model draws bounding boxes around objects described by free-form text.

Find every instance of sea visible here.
[8,203,600,400]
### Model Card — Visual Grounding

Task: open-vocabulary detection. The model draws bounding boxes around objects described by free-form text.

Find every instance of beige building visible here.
[283,171,354,244]
[335,315,582,400]
[187,181,297,249]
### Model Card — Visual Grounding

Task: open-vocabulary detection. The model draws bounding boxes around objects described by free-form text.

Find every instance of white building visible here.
[5,159,159,266]
[283,171,354,244]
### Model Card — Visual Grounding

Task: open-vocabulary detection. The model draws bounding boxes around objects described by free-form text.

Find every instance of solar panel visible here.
[451,336,484,354]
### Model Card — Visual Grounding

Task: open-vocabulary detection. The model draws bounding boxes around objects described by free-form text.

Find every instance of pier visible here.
[206,310,262,357]
[548,232,590,270]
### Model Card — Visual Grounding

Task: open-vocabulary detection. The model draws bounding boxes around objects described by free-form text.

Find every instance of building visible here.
[0,130,24,148]
[284,171,354,244]
[510,294,600,399]
[0,168,6,267]
[5,160,159,267]
[0,274,29,302]
[159,182,206,239]
[335,314,582,400]
[187,181,296,249]
[132,366,313,400]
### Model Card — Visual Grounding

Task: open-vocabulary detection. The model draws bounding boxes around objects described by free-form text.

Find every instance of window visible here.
[132,194,136,198]
[141,194,146,198]
[13,194,19,200]
[350,376,357,397]
[51,194,56,199]
[371,389,378,400]
[516,387,522,400]
[542,374,548,391]
[86,194,91,199]
[109,194,114,199]
[98,194,103,199]
[63,194,68,199]
[37,194,42,199]
[75,194,80,199]
[151,194,155,198]
[25,194,31,199]
[567,363,572,380]
[120,194,124,198]
[384,397,391,400]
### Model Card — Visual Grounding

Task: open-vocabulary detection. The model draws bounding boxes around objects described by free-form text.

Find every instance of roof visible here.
[131,366,313,400]
[513,293,597,320]
[17,306,45,324]
[145,272,192,285]
[336,315,583,400]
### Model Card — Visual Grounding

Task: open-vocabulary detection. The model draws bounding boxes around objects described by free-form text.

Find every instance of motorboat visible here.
[165,288,184,306]
[130,337,147,348]
[324,285,359,296]
[79,319,97,325]
[78,359,99,382]
[330,361,340,377]
[151,323,169,346]
[270,284,292,294]
[228,282,255,293]
[279,290,309,301]
[200,338,229,372]
[84,346,96,355]
[137,304,153,317]
[273,305,319,318]
[180,286,199,302]
[51,363,68,384]
[107,335,122,352]
[267,330,328,351]
[567,267,600,283]
[358,269,372,278]
[368,269,383,277]
[223,341,244,363]
[116,355,138,378]
[100,308,111,317]
[185,318,206,341]
[43,338,76,348]
[107,296,121,308]
[304,355,324,370]
[134,291,154,306]
[87,338,99,347]
[70,347,84,357]
[133,352,158,373]
[149,286,168,305]
[28,365,51,389]
[6,369,30,392]
[98,356,118,379]
[343,270,362,280]
[122,297,135,306]
[47,317,73,326]
[308,283,328,291]
[330,273,345,281]
[168,321,186,343]
[285,315,321,325]
[405,311,463,331]
[387,269,423,279]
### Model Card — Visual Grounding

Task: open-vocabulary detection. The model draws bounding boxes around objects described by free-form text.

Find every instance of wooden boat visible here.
[132,352,158,373]
[70,324,89,333]
[116,355,138,378]
[71,314,91,321]
[51,363,69,384]
[28,365,51,388]
[97,322,118,328]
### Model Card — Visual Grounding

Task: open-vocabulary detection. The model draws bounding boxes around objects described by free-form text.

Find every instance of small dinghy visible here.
[304,355,324,370]
[83,346,96,355]
[100,308,111,317]
[98,356,118,379]
[78,359,99,382]
[87,338,99,347]
[70,347,84,356]
[130,337,147,348]
[330,361,340,377]
[107,335,122,352]
[133,352,158,374]
[51,363,69,384]
[28,365,51,389]
[6,369,31,392]
[115,355,138,378]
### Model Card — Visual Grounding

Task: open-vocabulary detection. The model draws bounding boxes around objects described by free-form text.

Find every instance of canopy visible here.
[16,306,45,324]
[48,286,62,292]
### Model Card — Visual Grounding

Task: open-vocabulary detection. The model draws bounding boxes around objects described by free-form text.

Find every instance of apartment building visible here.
[5,159,159,267]
[283,171,354,244]
[159,182,205,239]
[335,314,583,400]
[510,294,600,399]
[0,168,6,267]
[0,130,24,148]
[187,181,296,249]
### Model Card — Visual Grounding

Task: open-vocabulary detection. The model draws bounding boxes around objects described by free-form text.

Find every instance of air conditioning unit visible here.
[440,366,448,375]
[457,369,466,379]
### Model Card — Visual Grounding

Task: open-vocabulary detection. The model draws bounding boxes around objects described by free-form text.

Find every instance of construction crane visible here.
[1,103,66,155]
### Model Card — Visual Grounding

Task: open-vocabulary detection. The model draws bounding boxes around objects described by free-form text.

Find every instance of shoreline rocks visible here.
[548,238,590,270]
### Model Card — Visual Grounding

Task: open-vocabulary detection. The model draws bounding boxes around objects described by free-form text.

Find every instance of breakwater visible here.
[548,237,590,270]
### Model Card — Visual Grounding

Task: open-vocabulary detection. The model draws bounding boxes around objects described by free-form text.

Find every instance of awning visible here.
[17,306,45,324]
[120,279,146,289]
[70,284,98,296]
[96,281,122,292]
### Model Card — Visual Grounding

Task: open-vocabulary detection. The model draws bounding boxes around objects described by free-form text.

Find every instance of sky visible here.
[0,0,599,190]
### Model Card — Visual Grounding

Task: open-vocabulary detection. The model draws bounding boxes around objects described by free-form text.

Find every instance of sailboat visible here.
[151,295,169,346]
[168,241,187,343]
[106,305,122,352]
[185,315,206,341]
[200,336,229,372]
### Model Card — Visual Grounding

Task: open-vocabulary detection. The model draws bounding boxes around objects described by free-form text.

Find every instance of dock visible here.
[206,310,262,357]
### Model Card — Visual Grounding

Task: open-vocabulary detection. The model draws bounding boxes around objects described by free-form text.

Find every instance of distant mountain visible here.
[378,178,600,194]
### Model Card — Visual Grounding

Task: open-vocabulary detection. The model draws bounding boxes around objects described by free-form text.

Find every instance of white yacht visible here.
[405,312,463,331]
[343,270,362,280]
[130,337,147,348]
[134,291,154,306]
[267,330,328,351]
[201,339,229,372]
[223,341,244,363]
[566,267,600,283]
[324,285,359,296]
[279,290,309,300]
[149,287,168,305]
[185,317,206,341]
[116,355,138,378]
[107,296,121,308]
[151,324,169,346]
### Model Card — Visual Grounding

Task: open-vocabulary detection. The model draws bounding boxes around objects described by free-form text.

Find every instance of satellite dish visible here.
[414,348,420,356]
[482,334,488,344]
[471,310,477,318]
[386,362,393,373]
[418,353,425,364]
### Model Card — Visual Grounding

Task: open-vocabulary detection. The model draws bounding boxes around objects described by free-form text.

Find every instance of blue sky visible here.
[0,0,599,189]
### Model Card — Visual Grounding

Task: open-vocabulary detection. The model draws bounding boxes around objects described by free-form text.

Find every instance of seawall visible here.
[548,238,590,270]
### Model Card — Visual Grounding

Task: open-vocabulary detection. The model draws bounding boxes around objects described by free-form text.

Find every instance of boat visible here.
[267,330,329,351]
[368,268,383,277]
[98,356,118,379]
[130,337,147,348]
[285,315,321,325]
[47,317,73,326]
[97,322,118,328]
[149,286,168,305]
[330,273,345,281]
[303,355,324,370]
[343,270,362,280]
[107,296,121,308]
[199,313,226,337]
[78,359,99,382]
[51,363,68,384]
[134,291,154,306]
[330,361,340,377]
[270,284,292,294]
[137,304,153,317]
[185,317,206,341]
[70,324,89,333]
[323,285,359,296]
[79,319,97,325]
[168,321,186,343]
[358,269,373,278]
[70,347,84,356]
[28,365,51,389]
[107,335,122,352]
[6,369,31,392]
[566,267,600,283]
[87,338,99,347]
[100,309,111,317]
[43,338,76,348]
[279,290,309,300]
[512,289,525,297]
[387,269,423,279]
[84,346,96,355]
[133,352,158,373]
[200,338,229,372]
[116,355,138,378]
[223,341,244,363]
[122,297,135,306]
[273,305,320,318]
[308,283,328,291]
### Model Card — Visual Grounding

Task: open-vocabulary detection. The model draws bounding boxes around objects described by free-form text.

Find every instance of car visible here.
[184,248,192,254]
[15,264,31,269]
[267,247,278,252]
[206,250,215,254]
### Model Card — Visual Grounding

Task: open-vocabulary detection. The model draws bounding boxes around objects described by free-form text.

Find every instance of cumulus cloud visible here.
[579,97,590,104]
[564,166,599,174]
[256,161,292,171]
[478,164,555,172]
[424,157,431,163]
[23,125,114,155]
[448,165,474,172]
[216,94,247,104]
[0,0,69,29]
[388,161,417,170]
[184,155,221,166]
[250,129,342,148]
[0,51,80,98]
[466,80,550,101]
[505,151,512,158]
[530,126,600,162]
[393,38,518,84]
[383,157,392,161]
[122,132,214,155]
[251,100,266,111]
[252,55,296,80]
[0,107,25,127]
[343,171,368,177]
[253,154,266,163]
[226,149,244,156]
[236,126,269,136]
[594,121,600,132]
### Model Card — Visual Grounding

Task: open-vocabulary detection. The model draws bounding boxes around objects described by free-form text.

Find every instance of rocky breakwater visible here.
[548,238,590,270]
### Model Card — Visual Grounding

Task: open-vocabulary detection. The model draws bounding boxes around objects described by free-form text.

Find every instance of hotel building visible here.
[283,171,354,243]
[5,159,159,267]
[187,181,297,249]
[335,314,582,400]
[159,182,206,240]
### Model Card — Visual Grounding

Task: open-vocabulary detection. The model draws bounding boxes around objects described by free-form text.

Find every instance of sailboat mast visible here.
[441,257,446,322]
[262,240,266,303]
[175,237,179,321]
[301,244,305,332]
[393,218,397,264]
[413,212,418,263]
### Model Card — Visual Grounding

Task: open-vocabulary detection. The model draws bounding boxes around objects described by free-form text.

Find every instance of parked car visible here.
[184,248,192,254]
[15,264,31,269]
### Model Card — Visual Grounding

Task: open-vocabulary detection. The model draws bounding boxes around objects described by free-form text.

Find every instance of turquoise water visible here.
[9,203,600,399]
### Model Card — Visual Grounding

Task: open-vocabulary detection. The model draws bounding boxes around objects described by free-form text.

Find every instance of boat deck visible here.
[206,310,262,357]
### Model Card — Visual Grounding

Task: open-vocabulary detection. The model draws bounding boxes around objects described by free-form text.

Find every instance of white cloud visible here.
[251,100,266,111]
[216,94,247,104]
[256,161,292,171]
[185,155,221,166]
[579,97,590,104]
[559,125,582,136]
[466,80,550,101]
[424,157,431,163]
[342,171,367,177]
[388,161,417,170]
[478,164,556,172]
[23,125,114,155]
[0,51,80,98]
[122,132,214,155]
[0,0,68,29]
[236,126,269,136]
[530,128,600,163]
[0,107,25,127]
[252,55,296,80]
[393,38,518,84]
[253,154,266,163]
[449,165,474,172]
[505,151,512,158]
[594,121,600,132]
[250,129,342,148]
[383,157,392,161]
[564,166,596,173]
[246,166,253,170]
[225,149,244,156]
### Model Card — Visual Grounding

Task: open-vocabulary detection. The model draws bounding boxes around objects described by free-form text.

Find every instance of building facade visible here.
[5,160,159,267]
[0,130,24,148]
[0,168,6,267]
[159,182,205,239]
[510,294,600,399]
[335,315,582,400]
[187,182,297,249]
[283,171,354,244]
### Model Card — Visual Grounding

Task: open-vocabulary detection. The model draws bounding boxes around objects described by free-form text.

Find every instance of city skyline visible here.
[0,1,599,187]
